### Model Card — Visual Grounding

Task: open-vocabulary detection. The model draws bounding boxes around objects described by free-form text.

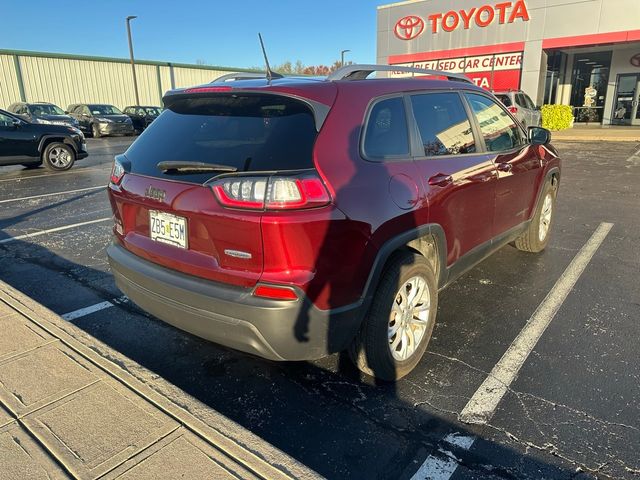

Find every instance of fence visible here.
[0,49,253,110]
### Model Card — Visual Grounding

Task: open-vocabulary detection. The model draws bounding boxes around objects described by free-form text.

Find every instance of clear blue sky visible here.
[2,0,391,68]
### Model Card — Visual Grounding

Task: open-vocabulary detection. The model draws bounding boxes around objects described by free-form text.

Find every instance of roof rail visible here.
[212,71,284,83]
[326,64,473,84]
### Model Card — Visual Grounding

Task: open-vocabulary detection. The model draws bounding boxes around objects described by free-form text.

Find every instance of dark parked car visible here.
[67,103,134,138]
[106,65,560,381]
[7,102,79,128]
[0,108,87,170]
[123,106,162,133]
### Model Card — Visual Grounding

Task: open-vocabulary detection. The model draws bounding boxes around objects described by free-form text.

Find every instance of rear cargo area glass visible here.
[124,94,318,184]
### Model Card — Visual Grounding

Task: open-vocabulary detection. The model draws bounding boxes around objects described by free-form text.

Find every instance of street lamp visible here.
[341,49,351,67]
[126,15,140,106]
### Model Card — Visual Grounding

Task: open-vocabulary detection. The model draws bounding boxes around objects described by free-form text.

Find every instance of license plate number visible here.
[149,210,187,249]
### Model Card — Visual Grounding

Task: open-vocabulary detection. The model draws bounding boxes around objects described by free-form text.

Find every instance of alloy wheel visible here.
[388,275,431,361]
[539,193,553,242]
[48,147,72,169]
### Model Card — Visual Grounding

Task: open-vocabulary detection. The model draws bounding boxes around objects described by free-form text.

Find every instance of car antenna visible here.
[258,33,274,84]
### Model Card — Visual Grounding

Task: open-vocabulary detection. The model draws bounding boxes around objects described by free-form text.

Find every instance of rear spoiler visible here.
[161,88,331,132]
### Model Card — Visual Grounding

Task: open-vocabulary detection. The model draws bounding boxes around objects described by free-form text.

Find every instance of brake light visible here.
[183,86,233,94]
[508,106,519,114]
[253,285,298,301]
[211,173,330,210]
[110,158,125,185]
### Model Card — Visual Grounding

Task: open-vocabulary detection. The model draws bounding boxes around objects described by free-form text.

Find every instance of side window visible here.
[0,113,14,127]
[523,93,536,110]
[82,106,91,116]
[363,97,410,159]
[410,92,476,156]
[516,94,528,109]
[136,108,146,116]
[465,93,524,153]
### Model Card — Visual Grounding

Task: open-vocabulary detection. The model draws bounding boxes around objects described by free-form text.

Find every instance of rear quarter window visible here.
[124,94,318,183]
[362,96,410,160]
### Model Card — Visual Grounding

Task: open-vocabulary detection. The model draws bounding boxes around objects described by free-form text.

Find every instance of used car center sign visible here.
[394,1,530,40]
[390,52,524,89]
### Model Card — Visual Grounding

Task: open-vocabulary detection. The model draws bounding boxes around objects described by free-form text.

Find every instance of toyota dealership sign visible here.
[394,0,530,40]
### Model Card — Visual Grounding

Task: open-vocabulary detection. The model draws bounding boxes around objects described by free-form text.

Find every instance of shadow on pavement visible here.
[0,218,580,477]
[0,237,582,479]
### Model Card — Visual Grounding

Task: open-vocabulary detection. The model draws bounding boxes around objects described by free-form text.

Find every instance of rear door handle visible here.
[428,173,453,187]
[497,163,513,173]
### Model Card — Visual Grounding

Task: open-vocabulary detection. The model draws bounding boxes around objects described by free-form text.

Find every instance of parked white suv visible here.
[494,90,541,128]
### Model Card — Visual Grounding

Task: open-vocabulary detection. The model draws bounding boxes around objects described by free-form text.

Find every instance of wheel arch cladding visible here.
[363,224,448,309]
[39,136,76,155]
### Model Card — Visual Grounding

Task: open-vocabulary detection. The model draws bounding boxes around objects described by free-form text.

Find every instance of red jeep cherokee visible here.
[107,65,560,381]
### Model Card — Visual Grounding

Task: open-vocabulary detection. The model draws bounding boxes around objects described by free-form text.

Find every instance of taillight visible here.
[110,158,125,185]
[211,172,330,211]
[508,106,519,114]
[253,285,298,301]
[212,177,267,209]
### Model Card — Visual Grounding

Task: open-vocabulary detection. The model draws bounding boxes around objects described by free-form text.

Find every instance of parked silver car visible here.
[493,90,541,128]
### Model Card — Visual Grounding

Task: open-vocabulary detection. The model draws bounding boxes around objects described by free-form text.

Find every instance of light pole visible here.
[341,49,351,67]
[126,15,140,106]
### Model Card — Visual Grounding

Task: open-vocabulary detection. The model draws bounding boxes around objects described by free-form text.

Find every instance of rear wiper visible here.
[156,161,238,173]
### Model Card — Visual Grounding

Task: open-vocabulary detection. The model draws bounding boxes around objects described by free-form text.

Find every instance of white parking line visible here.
[61,296,127,321]
[62,301,115,320]
[412,223,613,480]
[411,433,476,480]
[0,217,111,244]
[0,185,107,204]
[459,222,614,425]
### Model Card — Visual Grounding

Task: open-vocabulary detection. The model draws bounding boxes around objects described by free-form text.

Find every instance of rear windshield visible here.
[124,94,318,183]
[494,94,512,107]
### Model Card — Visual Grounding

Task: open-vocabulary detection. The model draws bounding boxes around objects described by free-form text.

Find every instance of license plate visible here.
[149,210,187,249]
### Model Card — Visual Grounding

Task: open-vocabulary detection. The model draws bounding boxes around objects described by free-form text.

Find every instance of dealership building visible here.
[377,0,640,126]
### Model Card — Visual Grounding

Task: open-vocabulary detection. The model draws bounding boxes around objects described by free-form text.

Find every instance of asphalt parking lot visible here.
[0,137,638,479]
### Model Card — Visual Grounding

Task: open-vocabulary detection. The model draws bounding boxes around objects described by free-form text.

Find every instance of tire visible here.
[21,162,42,169]
[514,180,557,253]
[349,251,438,381]
[91,123,102,138]
[42,142,75,171]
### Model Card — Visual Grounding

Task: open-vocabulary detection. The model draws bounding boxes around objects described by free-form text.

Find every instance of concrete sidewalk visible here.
[552,125,640,142]
[0,281,319,480]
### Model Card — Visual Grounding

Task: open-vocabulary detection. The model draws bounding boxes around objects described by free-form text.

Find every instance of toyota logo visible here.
[631,53,640,68]
[394,15,425,41]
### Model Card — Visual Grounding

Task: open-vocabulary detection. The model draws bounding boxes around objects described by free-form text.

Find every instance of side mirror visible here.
[528,126,551,145]
[64,111,69,114]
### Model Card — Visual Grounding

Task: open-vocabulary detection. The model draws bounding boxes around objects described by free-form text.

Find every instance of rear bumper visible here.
[107,243,364,361]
